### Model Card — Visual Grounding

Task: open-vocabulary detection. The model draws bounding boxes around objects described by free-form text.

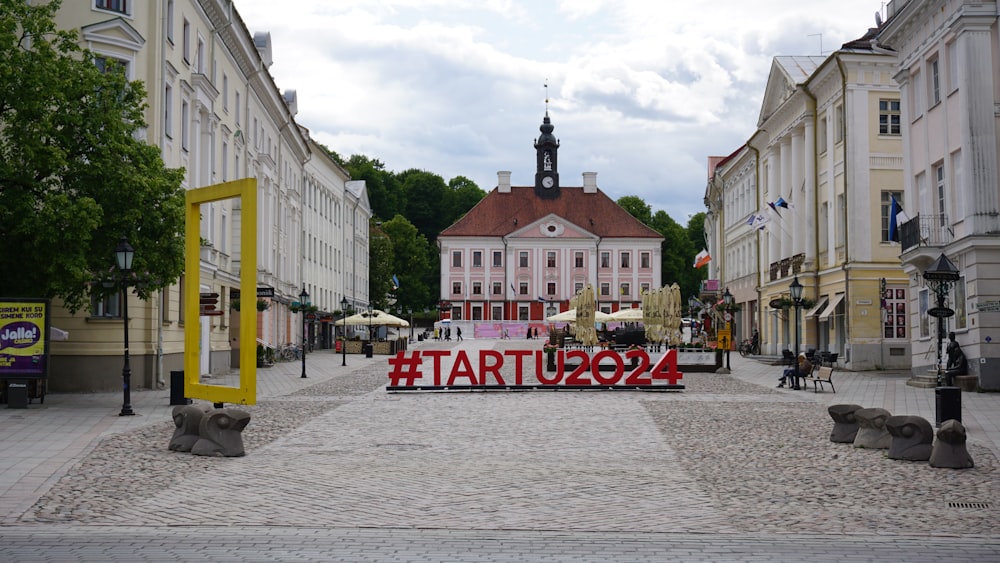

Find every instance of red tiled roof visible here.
[440,186,664,239]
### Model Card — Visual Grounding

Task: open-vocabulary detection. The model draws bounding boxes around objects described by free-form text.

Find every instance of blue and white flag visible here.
[391,274,400,290]
[888,196,910,242]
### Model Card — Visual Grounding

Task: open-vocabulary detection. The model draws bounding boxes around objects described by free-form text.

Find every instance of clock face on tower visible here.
[541,176,554,188]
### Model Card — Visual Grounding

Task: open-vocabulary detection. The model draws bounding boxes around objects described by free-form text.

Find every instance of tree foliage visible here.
[0,0,185,312]
[368,224,394,311]
[381,215,433,313]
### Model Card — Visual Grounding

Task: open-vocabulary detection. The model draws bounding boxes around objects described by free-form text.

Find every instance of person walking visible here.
[456,327,463,341]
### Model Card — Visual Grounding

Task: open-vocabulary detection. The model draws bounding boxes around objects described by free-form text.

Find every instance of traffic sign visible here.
[199,292,223,316]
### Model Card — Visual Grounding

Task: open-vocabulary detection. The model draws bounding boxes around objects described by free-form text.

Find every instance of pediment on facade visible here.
[81,18,146,52]
[758,56,824,127]
[507,213,597,240]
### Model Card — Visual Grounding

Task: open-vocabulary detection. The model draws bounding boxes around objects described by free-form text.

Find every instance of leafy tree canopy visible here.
[0,0,185,312]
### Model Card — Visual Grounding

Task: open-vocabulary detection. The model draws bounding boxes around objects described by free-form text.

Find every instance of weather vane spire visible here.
[544,79,549,116]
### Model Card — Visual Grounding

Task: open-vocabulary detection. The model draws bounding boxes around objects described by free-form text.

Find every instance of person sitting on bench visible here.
[778,353,812,390]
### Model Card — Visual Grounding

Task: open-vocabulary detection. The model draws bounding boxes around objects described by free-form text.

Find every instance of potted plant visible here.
[543,342,559,372]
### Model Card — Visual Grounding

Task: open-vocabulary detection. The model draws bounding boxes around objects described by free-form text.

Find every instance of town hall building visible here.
[437,113,664,337]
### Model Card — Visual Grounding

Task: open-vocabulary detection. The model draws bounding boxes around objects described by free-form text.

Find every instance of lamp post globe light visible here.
[115,238,136,416]
[722,287,733,370]
[789,276,804,358]
[340,296,349,367]
[299,287,310,379]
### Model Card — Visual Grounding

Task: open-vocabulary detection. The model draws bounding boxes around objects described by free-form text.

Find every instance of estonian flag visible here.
[391,274,400,290]
[888,196,909,242]
[775,197,792,209]
[537,296,546,303]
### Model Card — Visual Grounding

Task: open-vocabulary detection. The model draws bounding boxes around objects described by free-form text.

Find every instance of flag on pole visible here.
[775,197,792,209]
[693,249,711,269]
[511,283,517,295]
[391,274,400,290]
[888,196,909,242]
[767,201,781,217]
[537,296,546,303]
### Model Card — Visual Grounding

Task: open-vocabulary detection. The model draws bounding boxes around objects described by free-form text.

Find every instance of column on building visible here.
[767,148,780,263]
[803,116,817,267]
[779,136,793,259]
[790,127,805,258]
[956,21,1000,234]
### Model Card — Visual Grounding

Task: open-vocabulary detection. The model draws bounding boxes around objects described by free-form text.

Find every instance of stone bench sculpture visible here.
[885,415,933,461]
[929,419,974,469]
[827,403,863,443]
[853,407,892,449]
[169,404,251,457]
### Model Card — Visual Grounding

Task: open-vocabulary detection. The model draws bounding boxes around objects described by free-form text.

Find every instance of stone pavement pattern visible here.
[1,339,999,561]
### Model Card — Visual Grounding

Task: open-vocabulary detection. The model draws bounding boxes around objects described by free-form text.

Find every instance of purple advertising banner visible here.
[0,299,49,378]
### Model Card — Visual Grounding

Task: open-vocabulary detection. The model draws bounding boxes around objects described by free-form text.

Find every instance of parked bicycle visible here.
[276,343,302,362]
[738,338,760,357]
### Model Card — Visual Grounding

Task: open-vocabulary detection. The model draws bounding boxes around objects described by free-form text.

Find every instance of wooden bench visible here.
[804,366,835,393]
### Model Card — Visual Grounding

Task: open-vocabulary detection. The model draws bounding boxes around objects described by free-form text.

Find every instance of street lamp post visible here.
[115,238,136,417]
[299,287,310,379]
[789,276,804,358]
[923,254,960,385]
[722,287,733,370]
[340,297,349,366]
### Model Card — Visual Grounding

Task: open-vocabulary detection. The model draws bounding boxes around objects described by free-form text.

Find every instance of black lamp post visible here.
[299,287,310,378]
[923,254,960,387]
[115,238,135,416]
[340,296,349,366]
[789,276,804,358]
[722,287,733,370]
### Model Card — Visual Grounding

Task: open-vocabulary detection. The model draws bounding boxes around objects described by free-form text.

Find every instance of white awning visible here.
[818,294,845,321]
[805,297,829,319]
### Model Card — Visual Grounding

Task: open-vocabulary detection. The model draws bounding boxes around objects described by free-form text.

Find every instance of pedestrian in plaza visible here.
[778,353,812,390]
[456,326,463,341]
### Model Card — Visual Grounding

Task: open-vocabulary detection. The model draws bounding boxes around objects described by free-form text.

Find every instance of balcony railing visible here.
[900,213,952,253]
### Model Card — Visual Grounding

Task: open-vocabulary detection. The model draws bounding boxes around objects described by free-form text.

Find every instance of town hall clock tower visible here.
[533,112,560,200]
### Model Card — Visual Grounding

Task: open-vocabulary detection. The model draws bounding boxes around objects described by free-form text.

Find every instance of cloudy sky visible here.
[234,0,886,223]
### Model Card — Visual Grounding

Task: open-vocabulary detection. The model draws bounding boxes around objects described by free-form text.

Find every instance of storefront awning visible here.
[805,297,829,319]
[818,294,845,321]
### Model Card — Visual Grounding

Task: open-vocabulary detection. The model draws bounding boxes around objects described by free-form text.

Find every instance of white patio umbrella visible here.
[546,308,614,323]
[609,308,644,322]
[334,309,410,327]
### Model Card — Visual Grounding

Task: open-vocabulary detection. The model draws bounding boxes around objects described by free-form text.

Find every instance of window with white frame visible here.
[492,251,502,268]
[547,251,556,268]
[91,290,121,318]
[472,281,482,295]
[620,283,630,297]
[547,282,556,295]
[166,1,174,43]
[929,57,941,106]
[492,305,503,320]
[164,84,173,138]
[879,99,901,135]
[600,283,610,296]
[818,116,828,153]
[182,19,190,64]
[492,282,502,295]
[575,251,584,268]
[600,252,610,268]
[181,100,189,151]
[575,282,584,293]
[935,163,946,225]
[452,251,462,268]
[640,252,650,269]
[95,0,129,15]
[620,252,630,268]
[883,287,907,339]
[472,251,482,268]
[834,104,844,144]
[880,191,902,241]
[452,281,462,295]
[518,305,529,320]
[519,282,528,295]
[519,251,528,268]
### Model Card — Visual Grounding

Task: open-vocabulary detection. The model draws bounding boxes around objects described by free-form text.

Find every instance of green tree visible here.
[343,154,400,221]
[368,224,394,311]
[617,195,653,225]
[381,215,433,312]
[445,175,486,224]
[0,0,185,312]
[399,169,450,241]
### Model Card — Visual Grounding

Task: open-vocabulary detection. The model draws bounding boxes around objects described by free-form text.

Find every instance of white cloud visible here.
[234,0,886,222]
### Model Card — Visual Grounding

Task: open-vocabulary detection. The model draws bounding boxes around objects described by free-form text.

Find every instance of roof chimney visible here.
[498,171,511,193]
[583,172,598,193]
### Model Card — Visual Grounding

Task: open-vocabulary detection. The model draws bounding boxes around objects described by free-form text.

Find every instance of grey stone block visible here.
[168,404,212,452]
[853,407,892,449]
[929,419,974,469]
[827,404,863,443]
[886,415,933,461]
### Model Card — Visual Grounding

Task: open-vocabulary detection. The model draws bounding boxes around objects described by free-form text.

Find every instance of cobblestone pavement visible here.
[1,339,999,561]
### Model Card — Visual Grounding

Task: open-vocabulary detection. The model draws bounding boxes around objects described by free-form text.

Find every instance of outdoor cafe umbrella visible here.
[335,309,410,327]
[609,307,644,322]
[546,308,614,323]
